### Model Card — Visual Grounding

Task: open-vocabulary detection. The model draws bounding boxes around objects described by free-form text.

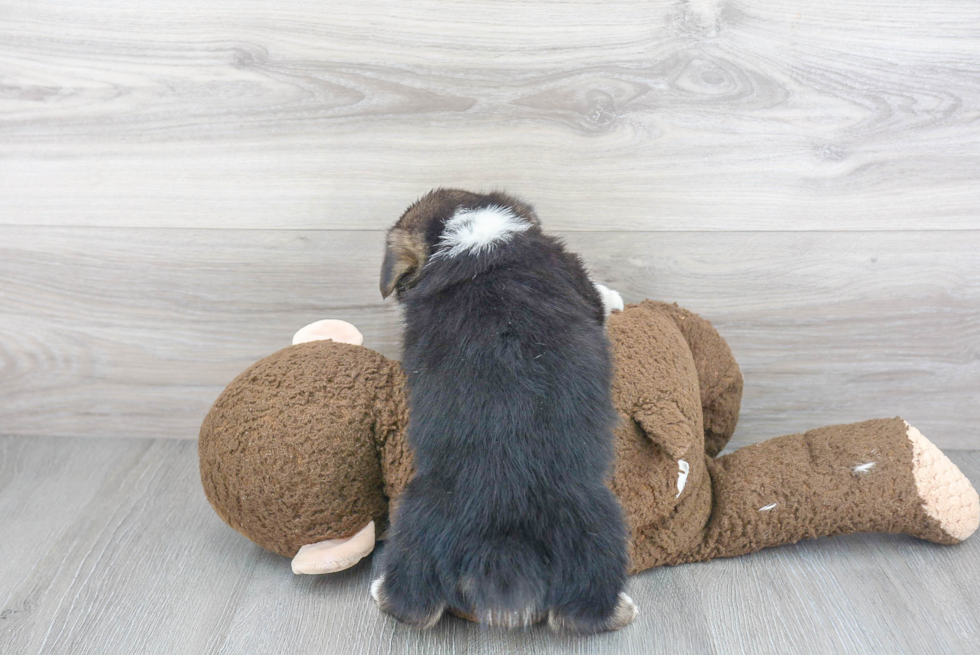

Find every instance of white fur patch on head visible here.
[432,205,530,259]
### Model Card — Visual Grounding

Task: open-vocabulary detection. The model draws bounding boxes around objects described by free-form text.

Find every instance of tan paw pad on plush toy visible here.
[291,521,376,574]
[907,422,980,541]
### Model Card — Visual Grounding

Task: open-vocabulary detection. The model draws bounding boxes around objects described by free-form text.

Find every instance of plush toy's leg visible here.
[291,521,375,574]
[671,418,978,565]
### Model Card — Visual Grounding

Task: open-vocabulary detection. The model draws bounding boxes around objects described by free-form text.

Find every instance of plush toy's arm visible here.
[654,418,978,568]
[635,301,743,457]
[608,305,704,461]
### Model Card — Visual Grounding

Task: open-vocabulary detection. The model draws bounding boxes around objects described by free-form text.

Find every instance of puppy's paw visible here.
[370,575,445,629]
[594,283,624,317]
[370,575,387,606]
[605,592,638,631]
[547,593,638,634]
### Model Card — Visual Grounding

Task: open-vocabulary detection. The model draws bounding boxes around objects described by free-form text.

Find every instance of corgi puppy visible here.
[372,189,635,633]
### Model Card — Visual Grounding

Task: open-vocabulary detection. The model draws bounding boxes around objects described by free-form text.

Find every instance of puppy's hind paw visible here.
[606,593,638,631]
[370,575,445,629]
[548,593,638,634]
[370,575,386,605]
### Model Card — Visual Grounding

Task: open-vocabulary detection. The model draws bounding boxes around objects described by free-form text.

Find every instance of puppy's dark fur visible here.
[373,189,634,633]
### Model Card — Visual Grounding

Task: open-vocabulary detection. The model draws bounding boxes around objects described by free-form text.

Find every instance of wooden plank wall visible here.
[1,1,978,448]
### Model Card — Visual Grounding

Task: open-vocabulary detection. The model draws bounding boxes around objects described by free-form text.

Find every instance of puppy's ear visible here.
[380,229,427,299]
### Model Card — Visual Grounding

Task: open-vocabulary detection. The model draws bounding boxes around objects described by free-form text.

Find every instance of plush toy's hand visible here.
[631,401,697,461]
[292,319,364,346]
[291,521,376,574]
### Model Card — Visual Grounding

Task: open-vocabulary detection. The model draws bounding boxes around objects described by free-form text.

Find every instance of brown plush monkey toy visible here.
[199,301,979,580]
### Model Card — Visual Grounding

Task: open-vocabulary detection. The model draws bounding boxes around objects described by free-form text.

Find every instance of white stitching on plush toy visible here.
[676,459,690,498]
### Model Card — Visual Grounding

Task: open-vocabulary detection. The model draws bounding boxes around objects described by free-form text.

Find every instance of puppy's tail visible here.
[456,534,549,628]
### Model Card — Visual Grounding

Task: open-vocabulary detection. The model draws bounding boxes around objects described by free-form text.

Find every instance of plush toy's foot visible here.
[907,422,980,542]
[291,521,375,574]
[292,319,364,346]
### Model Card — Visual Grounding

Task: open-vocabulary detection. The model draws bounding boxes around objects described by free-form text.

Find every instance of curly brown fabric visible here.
[199,303,975,572]
[199,341,395,557]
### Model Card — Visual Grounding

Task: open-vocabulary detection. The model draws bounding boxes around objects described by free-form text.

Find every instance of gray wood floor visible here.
[1,435,978,655]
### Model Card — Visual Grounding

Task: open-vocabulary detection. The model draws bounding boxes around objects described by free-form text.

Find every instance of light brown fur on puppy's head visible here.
[380,188,540,299]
